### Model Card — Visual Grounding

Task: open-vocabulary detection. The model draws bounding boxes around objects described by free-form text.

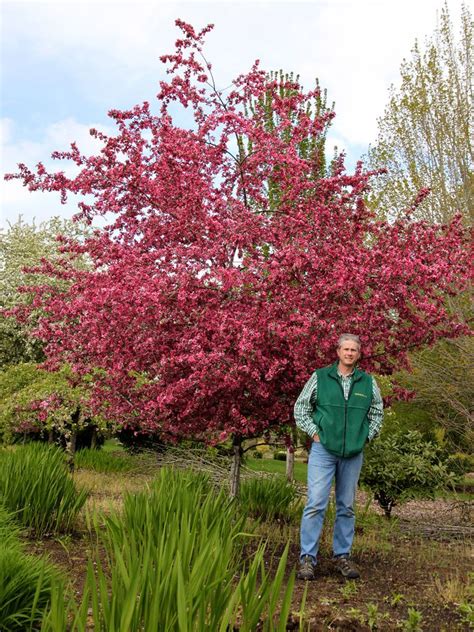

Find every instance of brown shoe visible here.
[333,556,360,579]
[297,555,316,581]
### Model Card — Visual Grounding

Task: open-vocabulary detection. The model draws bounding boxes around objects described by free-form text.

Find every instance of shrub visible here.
[360,430,459,518]
[273,451,287,461]
[239,475,302,522]
[0,506,60,631]
[0,443,89,535]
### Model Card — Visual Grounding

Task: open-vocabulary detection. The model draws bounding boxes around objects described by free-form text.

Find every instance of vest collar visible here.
[328,362,363,381]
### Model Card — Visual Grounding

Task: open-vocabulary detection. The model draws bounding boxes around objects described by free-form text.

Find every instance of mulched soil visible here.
[285,492,473,631]
[26,533,96,603]
[376,496,473,528]
[285,538,472,631]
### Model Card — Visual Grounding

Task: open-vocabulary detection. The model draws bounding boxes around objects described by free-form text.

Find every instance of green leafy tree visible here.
[360,430,458,518]
[0,217,100,455]
[0,216,89,368]
[367,1,473,224]
[367,3,473,451]
[398,334,474,452]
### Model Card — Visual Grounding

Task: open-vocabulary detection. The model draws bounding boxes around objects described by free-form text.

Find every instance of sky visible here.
[0,0,470,229]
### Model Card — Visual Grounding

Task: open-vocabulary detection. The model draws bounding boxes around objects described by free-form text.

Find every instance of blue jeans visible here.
[300,441,363,562]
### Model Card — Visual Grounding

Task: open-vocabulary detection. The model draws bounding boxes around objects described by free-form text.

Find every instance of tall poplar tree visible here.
[368,1,473,224]
[367,2,473,450]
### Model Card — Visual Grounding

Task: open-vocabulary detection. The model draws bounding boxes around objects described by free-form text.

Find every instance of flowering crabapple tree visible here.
[0,362,101,467]
[6,22,471,495]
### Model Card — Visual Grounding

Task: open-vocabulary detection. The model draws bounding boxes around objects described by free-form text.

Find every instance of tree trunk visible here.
[90,427,98,450]
[286,447,295,482]
[286,428,298,482]
[66,431,77,472]
[230,435,243,499]
[48,429,54,444]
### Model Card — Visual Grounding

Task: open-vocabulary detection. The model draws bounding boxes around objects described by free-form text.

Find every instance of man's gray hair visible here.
[337,333,361,350]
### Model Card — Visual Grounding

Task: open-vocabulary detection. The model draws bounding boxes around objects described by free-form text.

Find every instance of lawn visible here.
[245,457,308,483]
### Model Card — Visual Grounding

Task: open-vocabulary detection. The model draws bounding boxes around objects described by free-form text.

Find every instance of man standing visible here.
[294,334,383,581]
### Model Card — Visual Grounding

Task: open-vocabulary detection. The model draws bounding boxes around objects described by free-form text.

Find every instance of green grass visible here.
[436,475,474,501]
[245,458,308,483]
[457,475,474,491]
[101,438,125,452]
[75,448,134,473]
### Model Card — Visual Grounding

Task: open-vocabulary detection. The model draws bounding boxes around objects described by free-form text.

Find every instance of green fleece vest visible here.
[312,363,372,457]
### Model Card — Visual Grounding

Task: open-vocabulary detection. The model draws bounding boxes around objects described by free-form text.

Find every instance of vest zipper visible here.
[330,368,361,457]
[341,374,358,458]
[334,378,348,457]
[343,401,347,458]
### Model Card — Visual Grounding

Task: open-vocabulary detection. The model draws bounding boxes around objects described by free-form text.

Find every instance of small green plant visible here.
[273,451,287,461]
[340,580,358,599]
[239,475,302,522]
[345,607,365,624]
[458,601,474,627]
[366,602,386,630]
[0,443,88,535]
[390,592,405,607]
[75,448,134,473]
[403,607,423,632]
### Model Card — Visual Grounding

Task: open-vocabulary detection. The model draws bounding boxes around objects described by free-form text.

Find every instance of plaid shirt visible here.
[294,369,384,441]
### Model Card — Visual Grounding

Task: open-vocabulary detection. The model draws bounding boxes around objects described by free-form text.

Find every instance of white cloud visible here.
[325,135,348,158]
[0,119,15,146]
[293,0,448,147]
[1,118,112,228]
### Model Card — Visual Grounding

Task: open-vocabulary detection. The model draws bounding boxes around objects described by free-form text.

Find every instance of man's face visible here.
[337,340,361,369]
